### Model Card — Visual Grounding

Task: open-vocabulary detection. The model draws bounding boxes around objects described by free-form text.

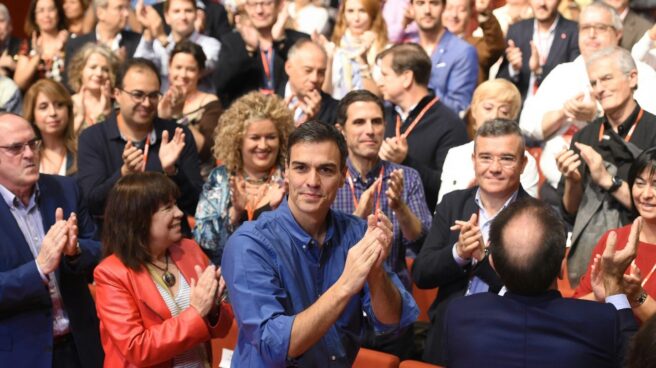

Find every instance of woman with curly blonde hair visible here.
[67,43,118,133]
[194,92,294,264]
[327,0,388,99]
[23,79,78,175]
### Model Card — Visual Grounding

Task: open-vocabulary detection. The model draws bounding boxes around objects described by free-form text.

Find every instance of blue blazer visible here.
[444,290,637,368]
[0,175,103,367]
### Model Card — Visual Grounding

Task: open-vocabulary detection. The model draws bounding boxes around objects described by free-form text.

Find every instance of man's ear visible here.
[402,70,414,90]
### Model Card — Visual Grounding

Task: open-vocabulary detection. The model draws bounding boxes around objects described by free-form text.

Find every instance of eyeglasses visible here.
[580,23,615,34]
[118,88,162,104]
[0,138,42,156]
[246,0,275,8]
[476,154,518,168]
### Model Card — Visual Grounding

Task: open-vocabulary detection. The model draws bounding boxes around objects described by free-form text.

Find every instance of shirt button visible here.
[331,355,336,361]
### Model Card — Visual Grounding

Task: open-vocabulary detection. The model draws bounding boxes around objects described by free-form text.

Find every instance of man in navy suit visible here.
[444,197,638,368]
[498,0,579,101]
[0,113,103,367]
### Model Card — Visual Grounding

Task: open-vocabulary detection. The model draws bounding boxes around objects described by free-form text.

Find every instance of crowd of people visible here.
[2,0,656,366]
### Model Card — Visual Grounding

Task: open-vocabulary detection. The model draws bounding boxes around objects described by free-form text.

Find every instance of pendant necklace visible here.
[150,252,176,287]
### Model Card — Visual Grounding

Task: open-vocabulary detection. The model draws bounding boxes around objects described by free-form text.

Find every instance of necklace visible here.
[149,252,176,287]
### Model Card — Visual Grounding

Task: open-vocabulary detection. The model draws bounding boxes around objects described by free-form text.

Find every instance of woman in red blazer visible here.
[94,172,232,367]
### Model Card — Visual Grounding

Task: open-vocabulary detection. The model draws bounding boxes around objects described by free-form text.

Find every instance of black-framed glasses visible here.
[0,138,42,156]
[118,88,162,104]
[579,23,615,34]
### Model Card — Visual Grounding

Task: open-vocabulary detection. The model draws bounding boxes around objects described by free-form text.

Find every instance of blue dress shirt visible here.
[222,199,418,367]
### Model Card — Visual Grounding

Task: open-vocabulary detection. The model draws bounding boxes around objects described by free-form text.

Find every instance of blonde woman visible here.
[194,92,294,264]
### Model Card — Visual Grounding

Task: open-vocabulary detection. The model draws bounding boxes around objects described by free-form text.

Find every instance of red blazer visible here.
[94,239,232,368]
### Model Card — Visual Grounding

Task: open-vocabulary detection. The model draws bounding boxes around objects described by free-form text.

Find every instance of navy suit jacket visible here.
[498,15,579,101]
[412,186,530,364]
[0,175,103,367]
[444,290,638,368]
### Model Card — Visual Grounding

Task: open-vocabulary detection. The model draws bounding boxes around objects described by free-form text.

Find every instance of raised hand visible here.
[505,40,523,72]
[190,265,220,317]
[353,177,380,218]
[386,169,404,211]
[121,141,145,176]
[379,137,408,164]
[451,213,485,261]
[229,175,247,214]
[297,90,322,125]
[574,142,609,187]
[36,209,69,274]
[159,128,185,174]
[62,209,80,257]
[529,40,540,74]
[563,92,596,122]
[556,147,582,182]
[158,86,185,120]
[601,217,642,295]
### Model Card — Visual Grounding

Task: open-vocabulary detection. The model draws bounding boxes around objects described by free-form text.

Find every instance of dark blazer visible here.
[498,15,579,101]
[412,185,530,365]
[0,175,103,367]
[621,10,653,51]
[274,83,339,125]
[444,290,638,368]
[214,29,309,107]
[63,30,141,88]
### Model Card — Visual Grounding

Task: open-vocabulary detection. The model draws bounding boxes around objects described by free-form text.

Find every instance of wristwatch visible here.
[607,175,623,193]
[636,291,648,306]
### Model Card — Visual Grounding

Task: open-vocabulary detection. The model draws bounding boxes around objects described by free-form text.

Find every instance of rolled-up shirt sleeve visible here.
[360,267,419,334]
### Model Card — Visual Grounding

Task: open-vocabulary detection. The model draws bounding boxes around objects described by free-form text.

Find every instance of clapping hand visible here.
[452,213,485,261]
[159,128,186,175]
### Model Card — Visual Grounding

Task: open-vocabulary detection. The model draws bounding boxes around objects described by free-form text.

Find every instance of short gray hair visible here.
[474,118,525,153]
[287,39,327,62]
[0,4,10,22]
[581,2,623,32]
[586,46,637,75]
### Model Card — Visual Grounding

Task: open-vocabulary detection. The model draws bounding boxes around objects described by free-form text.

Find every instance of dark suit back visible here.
[444,291,637,368]
[498,15,580,101]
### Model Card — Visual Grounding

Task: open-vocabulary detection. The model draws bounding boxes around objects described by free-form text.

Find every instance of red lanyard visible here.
[395,97,439,140]
[242,167,276,221]
[598,108,644,142]
[346,166,385,214]
[260,47,273,89]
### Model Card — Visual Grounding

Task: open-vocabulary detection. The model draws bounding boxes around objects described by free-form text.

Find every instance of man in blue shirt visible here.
[222,121,418,367]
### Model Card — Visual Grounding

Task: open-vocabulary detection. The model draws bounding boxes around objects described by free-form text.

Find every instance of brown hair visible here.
[25,0,67,35]
[331,0,388,64]
[102,172,181,270]
[376,43,431,87]
[164,0,196,12]
[22,79,78,175]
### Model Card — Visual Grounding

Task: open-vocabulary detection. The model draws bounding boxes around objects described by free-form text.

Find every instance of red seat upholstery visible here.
[400,359,444,368]
[211,313,239,368]
[353,348,400,368]
[406,257,438,322]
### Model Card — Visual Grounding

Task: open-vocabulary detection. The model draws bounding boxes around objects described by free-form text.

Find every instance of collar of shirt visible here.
[346,158,387,186]
[0,182,40,211]
[95,26,123,52]
[532,14,559,37]
[474,188,519,243]
[603,101,641,138]
[277,198,336,250]
[110,113,158,145]
[393,92,436,123]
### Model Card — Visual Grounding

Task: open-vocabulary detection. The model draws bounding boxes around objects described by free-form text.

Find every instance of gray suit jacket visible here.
[621,10,652,51]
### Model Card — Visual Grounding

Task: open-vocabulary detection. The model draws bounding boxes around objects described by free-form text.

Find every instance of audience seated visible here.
[413,118,530,365]
[438,79,539,204]
[214,0,309,106]
[602,0,652,51]
[444,197,638,368]
[194,91,292,265]
[67,43,118,132]
[77,58,203,236]
[498,0,580,102]
[404,0,478,115]
[15,0,69,91]
[376,43,468,213]
[557,46,656,286]
[520,2,656,207]
[442,0,505,83]
[0,112,103,367]
[279,39,339,125]
[23,79,78,176]
[133,0,221,93]
[0,4,22,79]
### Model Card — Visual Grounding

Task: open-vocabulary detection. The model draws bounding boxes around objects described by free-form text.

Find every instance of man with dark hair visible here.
[77,58,202,236]
[278,39,339,126]
[332,90,431,359]
[403,0,479,115]
[214,0,308,106]
[222,121,418,367]
[444,197,638,367]
[0,113,103,367]
[376,43,468,214]
[412,118,529,365]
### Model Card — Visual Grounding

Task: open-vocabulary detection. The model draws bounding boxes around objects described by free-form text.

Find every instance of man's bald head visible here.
[0,112,40,197]
[285,40,327,98]
[489,198,567,295]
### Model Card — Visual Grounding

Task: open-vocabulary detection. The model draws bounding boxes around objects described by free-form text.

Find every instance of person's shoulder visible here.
[508,18,533,33]
[626,10,653,28]
[444,30,477,53]
[447,292,502,316]
[440,187,477,208]
[557,15,579,31]
[94,253,130,280]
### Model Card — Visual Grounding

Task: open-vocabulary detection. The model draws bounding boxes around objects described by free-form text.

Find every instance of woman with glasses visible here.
[575,147,656,322]
[436,79,539,204]
[158,41,223,178]
[194,92,293,265]
[23,79,78,176]
[14,0,69,91]
[94,172,232,367]
[68,43,118,133]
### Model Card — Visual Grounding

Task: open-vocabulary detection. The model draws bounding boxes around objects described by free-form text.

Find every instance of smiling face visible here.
[344,0,372,36]
[164,0,196,39]
[149,200,184,251]
[114,66,160,128]
[168,52,200,94]
[241,119,280,175]
[339,101,385,161]
[633,167,656,223]
[34,0,59,32]
[473,134,527,199]
[82,52,111,91]
[587,56,636,116]
[33,92,69,138]
[244,0,278,30]
[412,0,444,32]
[0,116,40,195]
[286,141,345,221]
[442,0,469,36]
